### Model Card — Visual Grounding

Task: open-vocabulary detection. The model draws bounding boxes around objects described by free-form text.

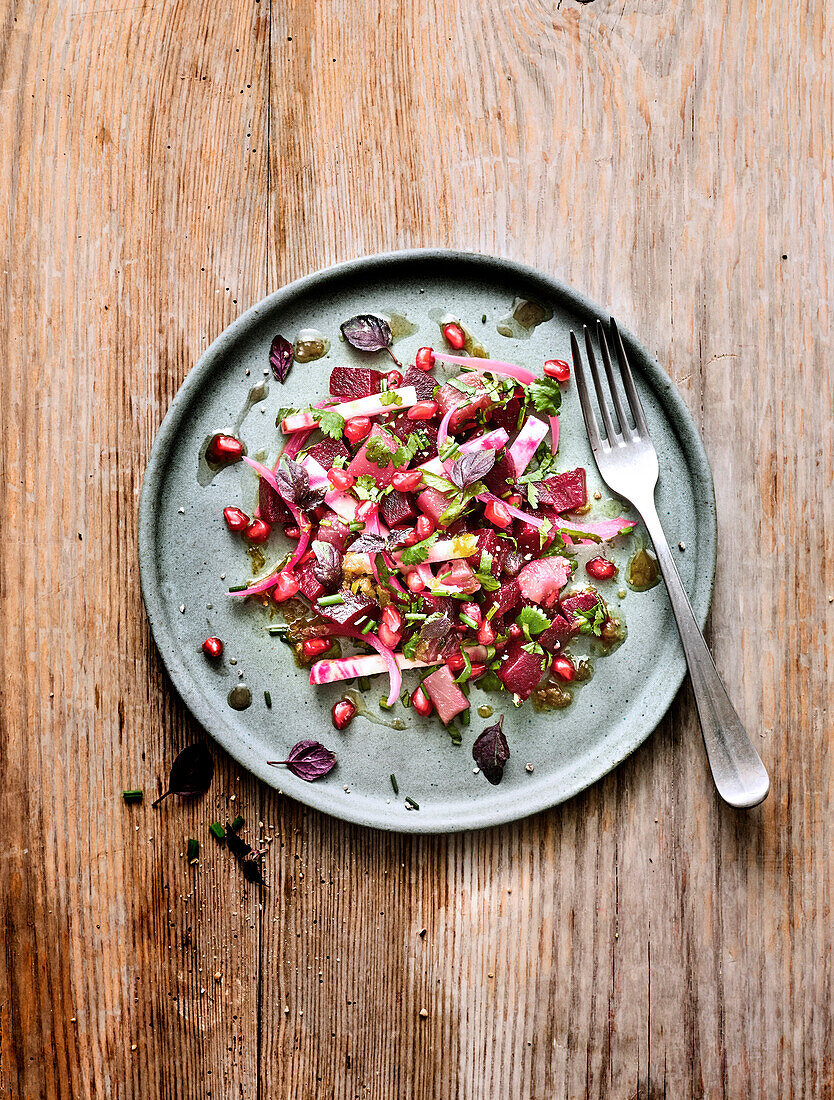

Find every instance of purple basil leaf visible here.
[274,456,326,513]
[348,532,387,555]
[340,314,393,353]
[472,715,510,785]
[224,827,269,886]
[152,743,214,807]
[268,740,337,782]
[311,540,342,590]
[421,610,454,641]
[450,450,496,492]
[269,334,294,383]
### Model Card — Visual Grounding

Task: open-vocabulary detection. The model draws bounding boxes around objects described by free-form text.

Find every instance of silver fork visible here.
[571,320,769,808]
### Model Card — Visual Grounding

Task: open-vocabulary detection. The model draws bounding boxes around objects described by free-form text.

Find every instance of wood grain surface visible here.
[1,0,831,1096]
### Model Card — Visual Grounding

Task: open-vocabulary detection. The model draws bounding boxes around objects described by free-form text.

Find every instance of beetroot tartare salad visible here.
[219,314,635,772]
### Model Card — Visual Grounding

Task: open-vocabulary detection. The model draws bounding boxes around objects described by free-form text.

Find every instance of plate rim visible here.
[139,248,717,833]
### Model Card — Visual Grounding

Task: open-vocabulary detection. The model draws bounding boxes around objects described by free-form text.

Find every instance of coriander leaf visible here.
[521,640,545,655]
[314,408,346,440]
[529,377,563,416]
[340,314,393,353]
[378,390,402,406]
[516,606,552,636]
[269,334,294,383]
[574,600,607,636]
[449,450,496,491]
[398,532,438,566]
[472,715,509,785]
[353,474,380,500]
[526,481,539,510]
[311,540,342,590]
[474,571,501,592]
[363,436,395,468]
[152,744,214,807]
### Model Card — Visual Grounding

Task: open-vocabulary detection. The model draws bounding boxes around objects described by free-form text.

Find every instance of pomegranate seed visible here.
[378,622,401,648]
[411,684,434,717]
[415,515,435,540]
[207,434,243,464]
[407,400,439,421]
[442,322,466,349]
[202,637,224,659]
[415,347,435,372]
[223,506,250,532]
[544,359,571,383]
[387,369,404,388]
[382,606,403,634]
[506,494,522,508]
[477,620,496,646]
[328,468,355,491]
[244,518,271,544]
[344,416,372,444]
[405,570,425,592]
[332,698,356,731]
[302,638,331,659]
[468,663,487,679]
[508,623,522,639]
[484,499,512,528]
[283,524,300,540]
[445,652,466,672]
[391,470,423,493]
[585,556,618,581]
[272,570,300,602]
[551,655,575,682]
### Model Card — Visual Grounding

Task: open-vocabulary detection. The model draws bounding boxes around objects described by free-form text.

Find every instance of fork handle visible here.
[638,500,770,807]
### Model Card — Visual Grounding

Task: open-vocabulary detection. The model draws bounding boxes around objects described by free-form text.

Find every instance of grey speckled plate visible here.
[139,250,715,833]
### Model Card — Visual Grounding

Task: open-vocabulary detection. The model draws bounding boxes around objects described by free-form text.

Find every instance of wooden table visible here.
[2,1,831,1096]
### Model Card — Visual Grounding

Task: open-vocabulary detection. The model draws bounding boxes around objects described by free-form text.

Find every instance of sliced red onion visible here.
[549,415,560,453]
[436,407,454,452]
[432,352,536,385]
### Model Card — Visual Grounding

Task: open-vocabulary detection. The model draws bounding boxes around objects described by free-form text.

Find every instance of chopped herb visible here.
[574,599,607,636]
[122,789,143,804]
[453,648,473,684]
[267,624,289,635]
[516,606,552,637]
[264,690,272,708]
[276,405,300,424]
[209,822,226,842]
[460,613,478,631]
[390,774,399,794]
[378,390,403,406]
[447,724,462,746]
[398,531,439,566]
[420,470,456,493]
[230,814,245,831]
[318,594,346,607]
[314,408,346,440]
[379,696,394,711]
[529,377,563,416]
[358,676,371,692]
[228,583,250,593]
[404,796,420,811]
[405,611,427,622]
[186,838,199,863]
[400,689,412,707]
[361,620,375,635]
[348,521,364,532]
[363,436,395,468]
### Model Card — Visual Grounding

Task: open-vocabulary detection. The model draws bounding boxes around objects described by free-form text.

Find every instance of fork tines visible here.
[570,319,648,449]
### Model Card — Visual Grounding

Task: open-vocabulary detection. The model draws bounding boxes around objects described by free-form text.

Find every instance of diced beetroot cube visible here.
[560,588,603,624]
[514,520,542,558]
[486,396,522,435]
[305,437,350,468]
[296,558,326,602]
[435,376,492,430]
[502,549,524,576]
[315,517,351,553]
[517,556,572,608]
[422,594,458,618]
[482,578,521,621]
[329,367,384,400]
[422,665,470,725]
[496,640,545,700]
[386,413,439,458]
[380,489,417,527]
[538,468,587,513]
[476,530,509,574]
[538,614,576,652]
[259,478,290,525]
[347,424,399,485]
[484,454,516,498]
[416,486,451,525]
[402,366,439,401]
[314,589,375,628]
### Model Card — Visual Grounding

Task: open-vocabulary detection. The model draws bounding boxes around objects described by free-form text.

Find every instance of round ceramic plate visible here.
[139,250,715,833]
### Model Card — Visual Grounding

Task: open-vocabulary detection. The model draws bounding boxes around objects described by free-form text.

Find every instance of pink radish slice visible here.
[507,415,548,476]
